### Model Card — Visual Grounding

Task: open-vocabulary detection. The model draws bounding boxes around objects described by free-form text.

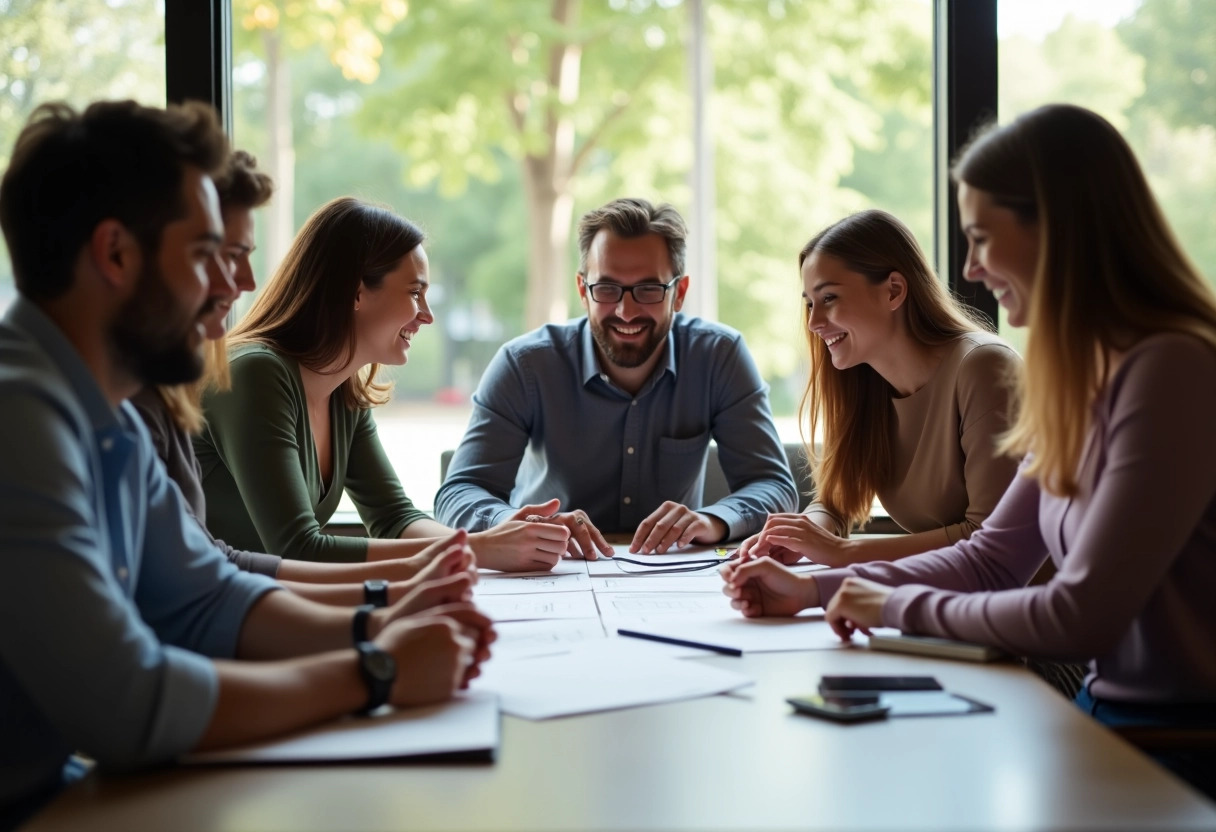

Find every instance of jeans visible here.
[1076,686,1216,801]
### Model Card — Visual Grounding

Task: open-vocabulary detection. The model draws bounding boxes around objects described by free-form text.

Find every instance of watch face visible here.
[367,579,389,591]
[363,649,397,682]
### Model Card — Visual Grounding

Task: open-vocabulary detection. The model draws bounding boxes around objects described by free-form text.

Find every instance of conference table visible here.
[25,547,1216,831]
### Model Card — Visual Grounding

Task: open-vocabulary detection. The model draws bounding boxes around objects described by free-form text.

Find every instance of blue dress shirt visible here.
[435,314,797,538]
[0,299,279,822]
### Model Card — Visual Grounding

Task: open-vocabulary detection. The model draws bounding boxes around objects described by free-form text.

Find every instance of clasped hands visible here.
[720,530,895,641]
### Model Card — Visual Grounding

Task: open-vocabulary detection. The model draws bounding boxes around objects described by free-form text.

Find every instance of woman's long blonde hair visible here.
[225,197,425,412]
[953,104,1216,496]
[159,150,273,433]
[799,209,989,530]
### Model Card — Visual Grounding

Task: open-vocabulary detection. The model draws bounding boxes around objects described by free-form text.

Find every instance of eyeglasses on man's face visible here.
[581,275,681,305]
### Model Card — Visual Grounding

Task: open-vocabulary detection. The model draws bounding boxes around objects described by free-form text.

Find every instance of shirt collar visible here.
[5,297,124,434]
[578,314,680,388]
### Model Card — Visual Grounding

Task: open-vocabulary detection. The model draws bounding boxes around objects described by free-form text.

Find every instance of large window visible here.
[997,0,1216,353]
[0,0,166,313]
[228,0,935,510]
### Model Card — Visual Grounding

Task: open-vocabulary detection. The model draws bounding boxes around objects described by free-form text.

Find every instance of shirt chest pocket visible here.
[657,432,711,505]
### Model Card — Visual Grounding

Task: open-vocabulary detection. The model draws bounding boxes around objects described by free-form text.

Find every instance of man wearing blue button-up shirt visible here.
[436,198,797,563]
[0,100,487,827]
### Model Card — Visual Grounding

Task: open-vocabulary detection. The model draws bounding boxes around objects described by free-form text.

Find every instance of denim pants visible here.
[1076,686,1216,801]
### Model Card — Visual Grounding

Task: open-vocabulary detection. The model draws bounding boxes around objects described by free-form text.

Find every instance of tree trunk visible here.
[521,0,581,331]
[262,28,295,277]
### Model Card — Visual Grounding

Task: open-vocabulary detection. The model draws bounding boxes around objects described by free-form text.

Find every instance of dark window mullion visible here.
[934,0,998,329]
[165,0,233,136]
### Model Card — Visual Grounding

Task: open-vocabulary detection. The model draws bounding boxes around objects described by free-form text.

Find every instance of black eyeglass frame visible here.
[579,275,682,305]
[610,549,739,575]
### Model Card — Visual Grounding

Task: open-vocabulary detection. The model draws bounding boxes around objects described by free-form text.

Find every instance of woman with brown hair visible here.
[723,104,1216,798]
[196,197,568,571]
[132,152,475,606]
[739,209,1020,566]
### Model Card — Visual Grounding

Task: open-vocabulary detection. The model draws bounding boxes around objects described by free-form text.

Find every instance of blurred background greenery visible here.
[2,0,1213,505]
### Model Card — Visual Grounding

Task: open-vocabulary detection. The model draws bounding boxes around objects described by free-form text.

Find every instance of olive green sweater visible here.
[195,345,429,562]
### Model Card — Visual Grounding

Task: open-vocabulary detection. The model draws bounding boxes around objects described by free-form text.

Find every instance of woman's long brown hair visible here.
[225,197,425,411]
[799,209,989,530]
[953,104,1216,496]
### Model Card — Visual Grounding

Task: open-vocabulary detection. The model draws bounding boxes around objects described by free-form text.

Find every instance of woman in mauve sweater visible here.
[723,104,1216,797]
[737,210,1021,567]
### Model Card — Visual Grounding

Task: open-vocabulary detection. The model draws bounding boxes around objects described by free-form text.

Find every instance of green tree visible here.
[1119,0,1216,130]
[232,0,408,267]
[0,0,163,294]
[364,0,932,376]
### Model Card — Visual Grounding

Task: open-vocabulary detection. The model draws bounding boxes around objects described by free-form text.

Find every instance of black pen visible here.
[617,628,743,657]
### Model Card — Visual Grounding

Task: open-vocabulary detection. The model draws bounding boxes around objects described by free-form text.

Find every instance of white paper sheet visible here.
[472,641,753,719]
[594,591,730,630]
[478,559,588,578]
[477,589,600,622]
[590,574,725,593]
[473,571,590,596]
[490,618,607,661]
[183,691,499,764]
[613,612,852,653]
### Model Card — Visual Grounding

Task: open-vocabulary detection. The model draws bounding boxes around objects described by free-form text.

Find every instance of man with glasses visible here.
[436,197,797,563]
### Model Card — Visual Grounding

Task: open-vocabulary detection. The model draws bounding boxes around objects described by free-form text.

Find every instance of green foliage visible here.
[0,0,163,293]
[1119,0,1216,129]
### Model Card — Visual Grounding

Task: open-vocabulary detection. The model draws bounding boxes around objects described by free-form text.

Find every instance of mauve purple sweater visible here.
[814,333,1216,704]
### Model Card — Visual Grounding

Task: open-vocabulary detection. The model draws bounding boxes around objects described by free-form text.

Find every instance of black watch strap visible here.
[363,579,389,608]
[355,641,396,715]
[352,604,375,644]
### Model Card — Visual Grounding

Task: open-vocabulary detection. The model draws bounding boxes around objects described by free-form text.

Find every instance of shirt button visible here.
[100,438,114,452]
[626,446,635,455]
[600,374,608,382]
[117,566,129,581]
[631,400,637,406]
[623,497,632,505]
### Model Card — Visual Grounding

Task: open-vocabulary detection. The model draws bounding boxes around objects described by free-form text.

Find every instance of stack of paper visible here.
[183,691,500,764]
[473,640,753,719]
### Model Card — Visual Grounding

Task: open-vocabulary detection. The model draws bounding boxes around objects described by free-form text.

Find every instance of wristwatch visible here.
[355,641,397,715]
[363,578,389,608]
[352,603,375,644]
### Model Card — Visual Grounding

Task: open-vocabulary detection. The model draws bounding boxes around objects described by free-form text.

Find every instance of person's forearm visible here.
[837,527,953,564]
[279,580,362,606]
[236,590,367,659]
[197,651,363,750]
[365,537,434,562]
[399,517,453,539]
[277,557,419,584]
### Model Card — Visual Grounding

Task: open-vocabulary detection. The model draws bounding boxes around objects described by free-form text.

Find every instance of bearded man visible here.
[436,197,797,561]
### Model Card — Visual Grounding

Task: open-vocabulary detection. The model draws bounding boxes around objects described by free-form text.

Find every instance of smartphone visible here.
[786,693,891,723]
[818,675,942,693]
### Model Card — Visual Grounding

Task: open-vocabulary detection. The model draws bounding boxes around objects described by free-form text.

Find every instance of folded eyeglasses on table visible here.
[609,548,740,574]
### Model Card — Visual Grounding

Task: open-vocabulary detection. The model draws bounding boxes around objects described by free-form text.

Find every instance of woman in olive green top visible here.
[197,197,569,570]
[137,150,474,606]
[740,210,1021,566]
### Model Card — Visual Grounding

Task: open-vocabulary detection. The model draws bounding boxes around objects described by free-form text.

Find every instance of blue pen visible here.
[617,628,743,657]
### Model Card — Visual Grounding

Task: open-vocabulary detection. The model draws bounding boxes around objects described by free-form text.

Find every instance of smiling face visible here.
[110,166,234,385]
[200,205,258,340]
[353,245,433,367]
[957,182,1040,328]
[801,252,905,371]
[579,229,688,376]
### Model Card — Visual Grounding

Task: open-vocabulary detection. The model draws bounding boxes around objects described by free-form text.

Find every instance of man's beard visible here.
[589,314,671,369]
[110,260,210,386]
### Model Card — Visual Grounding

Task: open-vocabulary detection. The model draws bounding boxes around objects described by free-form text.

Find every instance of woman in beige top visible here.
[739,210,1021,566]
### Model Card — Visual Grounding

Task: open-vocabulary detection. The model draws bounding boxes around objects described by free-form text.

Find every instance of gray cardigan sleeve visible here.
[130,389,282,577]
